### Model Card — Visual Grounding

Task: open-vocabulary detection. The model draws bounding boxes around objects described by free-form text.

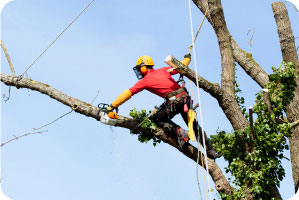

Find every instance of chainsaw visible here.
[96,103,118,126]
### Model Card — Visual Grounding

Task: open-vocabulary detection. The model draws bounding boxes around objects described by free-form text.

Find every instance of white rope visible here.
[188,1,213,200]
[21,0,95,77]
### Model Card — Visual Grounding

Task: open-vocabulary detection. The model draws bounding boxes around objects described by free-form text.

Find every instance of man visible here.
[107,55,218,159]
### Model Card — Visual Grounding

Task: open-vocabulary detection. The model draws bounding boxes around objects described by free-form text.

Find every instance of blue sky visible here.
[1,0,298,199]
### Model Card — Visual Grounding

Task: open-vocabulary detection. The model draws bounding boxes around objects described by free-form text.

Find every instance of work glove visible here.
[184,53,191,60]
[181,53,191,67]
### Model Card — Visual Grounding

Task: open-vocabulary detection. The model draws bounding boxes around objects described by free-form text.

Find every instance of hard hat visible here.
[136,55,154,66]
[133,55,154,80]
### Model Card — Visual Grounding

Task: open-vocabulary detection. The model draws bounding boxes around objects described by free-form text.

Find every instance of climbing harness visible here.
[164,87,190,117]
[20,0,95,78]
[187,1,212,200]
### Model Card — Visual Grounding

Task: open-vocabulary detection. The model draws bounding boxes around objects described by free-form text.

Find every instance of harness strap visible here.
[165,87,187,99]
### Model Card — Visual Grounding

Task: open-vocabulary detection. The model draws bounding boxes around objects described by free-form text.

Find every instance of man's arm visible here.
[109,79,146,109]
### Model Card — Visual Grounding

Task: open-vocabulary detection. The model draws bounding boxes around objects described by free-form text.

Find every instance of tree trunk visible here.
[272,1,299,193]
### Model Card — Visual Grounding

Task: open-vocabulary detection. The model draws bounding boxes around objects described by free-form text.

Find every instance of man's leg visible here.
[151,103,188,148]
[180,111,219,159]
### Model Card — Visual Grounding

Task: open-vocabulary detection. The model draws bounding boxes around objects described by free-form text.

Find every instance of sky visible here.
[0,0,298,200]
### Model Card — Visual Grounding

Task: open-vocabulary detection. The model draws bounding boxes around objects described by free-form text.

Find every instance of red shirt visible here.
[129,66,181,98]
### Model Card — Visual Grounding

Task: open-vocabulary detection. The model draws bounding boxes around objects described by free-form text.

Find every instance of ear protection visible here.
[140,66,148,74]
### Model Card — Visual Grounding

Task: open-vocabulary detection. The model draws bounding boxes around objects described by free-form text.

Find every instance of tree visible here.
[1,0,298,199]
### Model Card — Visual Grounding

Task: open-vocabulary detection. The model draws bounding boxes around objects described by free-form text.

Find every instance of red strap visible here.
[175,91,187,99]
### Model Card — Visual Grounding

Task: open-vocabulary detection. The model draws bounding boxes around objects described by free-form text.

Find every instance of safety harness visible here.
[164,87,190,115]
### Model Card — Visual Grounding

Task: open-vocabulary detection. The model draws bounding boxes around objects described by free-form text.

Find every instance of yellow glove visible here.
[187,109,196,142]
[111,89,132,108]
[181,53,191,67]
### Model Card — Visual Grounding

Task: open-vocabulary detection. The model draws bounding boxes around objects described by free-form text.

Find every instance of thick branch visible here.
[207,0,235,96]
[272,1,299,192]
[0,73,233,195]
[165,55,248,131]
[192,0,269,89]
[165,55,222,98]
[231,39,269,87]
[263,89,273,114]
[272,2,299,66]
[190,1,282,198]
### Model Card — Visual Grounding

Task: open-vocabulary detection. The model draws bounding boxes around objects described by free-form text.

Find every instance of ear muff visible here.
[140,66,148,74]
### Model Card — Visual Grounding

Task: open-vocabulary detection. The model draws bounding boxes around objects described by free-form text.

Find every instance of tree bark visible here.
[231,39,269,88]
[165,55,248,131]
[190,1,283,199]
[207,0,235,97]
[0,73,233,195]
[192,0,269,88]
[272,1,299,193]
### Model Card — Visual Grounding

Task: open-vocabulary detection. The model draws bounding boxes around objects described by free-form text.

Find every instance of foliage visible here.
[129,108,161,147]
[211,62,297,199]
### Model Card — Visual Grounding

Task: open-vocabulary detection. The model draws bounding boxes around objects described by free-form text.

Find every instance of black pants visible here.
[151,96,206,145]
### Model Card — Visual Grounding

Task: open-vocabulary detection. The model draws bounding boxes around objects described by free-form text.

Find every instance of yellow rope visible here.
[188,7,209,54]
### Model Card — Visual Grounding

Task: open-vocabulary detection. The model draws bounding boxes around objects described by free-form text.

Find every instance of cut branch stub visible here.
[165,55,222,98]
[263,89,273,114]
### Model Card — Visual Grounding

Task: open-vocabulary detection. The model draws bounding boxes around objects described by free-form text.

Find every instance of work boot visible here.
[195,125,220,160]
[205,139,220,160]
[176,127,189,149]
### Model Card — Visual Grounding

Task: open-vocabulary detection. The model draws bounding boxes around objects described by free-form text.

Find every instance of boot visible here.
[196,125,220,160]
[205,139,220,160]
[176,127,189,149]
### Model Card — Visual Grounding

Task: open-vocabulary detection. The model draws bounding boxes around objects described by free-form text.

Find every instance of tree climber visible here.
[107,55,218,159]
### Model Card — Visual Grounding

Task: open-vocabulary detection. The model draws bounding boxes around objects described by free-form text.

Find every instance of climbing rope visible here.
[20,0,95,77]
[188,7,209,54]
[187,2,212,200]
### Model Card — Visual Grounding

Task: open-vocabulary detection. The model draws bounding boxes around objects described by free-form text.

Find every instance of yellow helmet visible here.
[136,55,154,66]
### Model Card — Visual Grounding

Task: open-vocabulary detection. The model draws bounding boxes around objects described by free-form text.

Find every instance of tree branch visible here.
[165,55,248,131]
[165,55,222,98]
[190,1,282,198]
[272,1,299,193]
[0,73,233,195]
[192,0,269,89]
[1,130,48,147]
[272,2,299,66]
[207,0,235,96]
[231,39,269,88]
[0,40,16,76]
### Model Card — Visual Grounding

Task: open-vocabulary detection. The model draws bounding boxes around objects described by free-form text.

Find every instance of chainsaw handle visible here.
[97,103,118,113]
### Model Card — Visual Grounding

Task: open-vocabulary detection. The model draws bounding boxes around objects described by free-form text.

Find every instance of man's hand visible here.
[184,53,191,59]
[107,106,114,112]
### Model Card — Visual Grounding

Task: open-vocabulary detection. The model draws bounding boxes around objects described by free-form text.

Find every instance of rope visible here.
[188,7,209,54]
[187,1,212,200]
[188,71,204,200]
[20,0,95,77]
